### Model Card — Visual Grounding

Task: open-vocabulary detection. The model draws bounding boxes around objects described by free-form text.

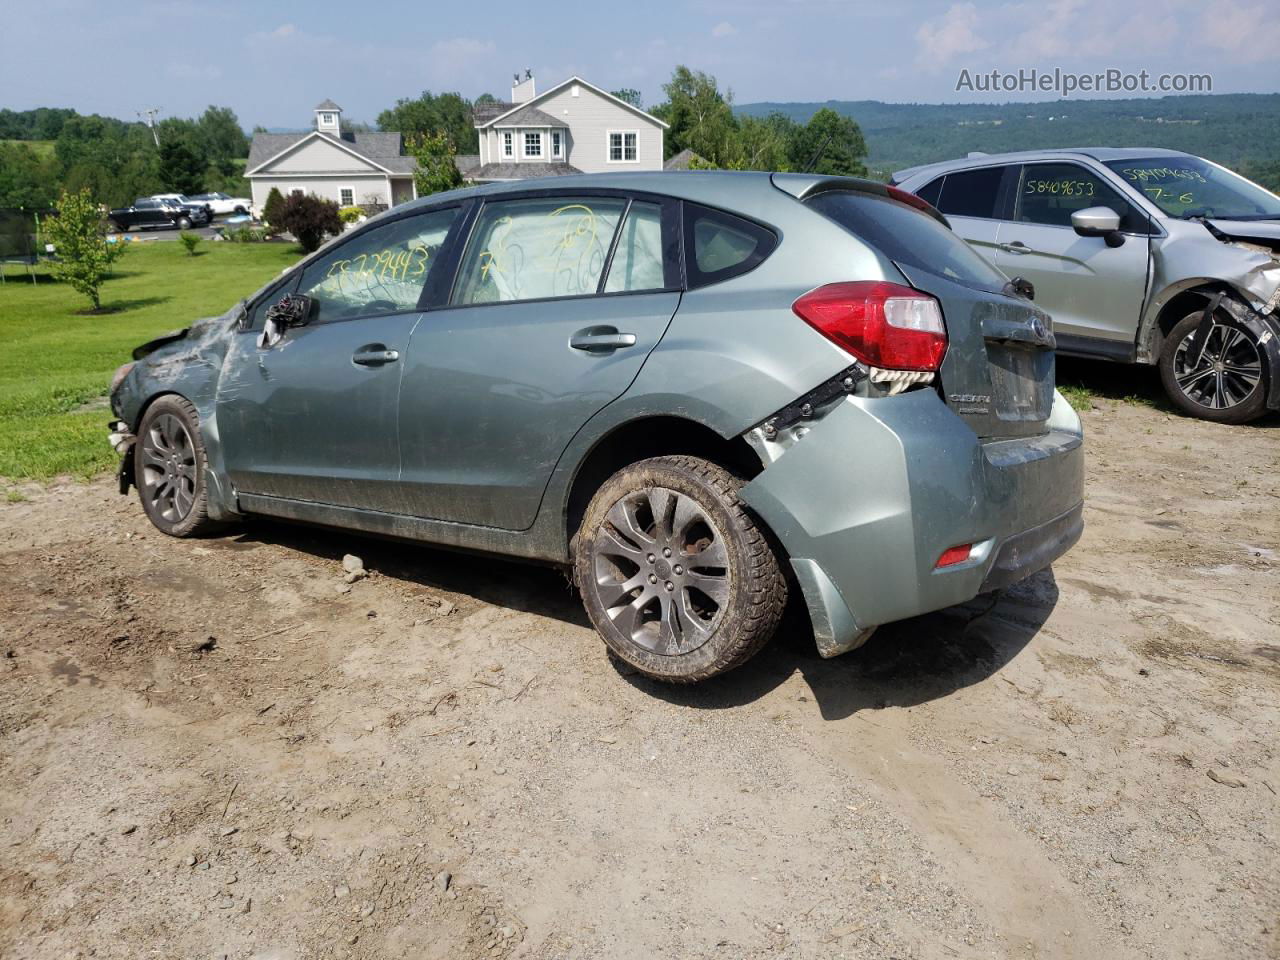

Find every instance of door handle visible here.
[1000,240,1030,254]
[352,345,399,366]
[569,327,637,352]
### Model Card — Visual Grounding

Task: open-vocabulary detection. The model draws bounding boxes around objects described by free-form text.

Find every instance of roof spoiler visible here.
[770,173,949,227]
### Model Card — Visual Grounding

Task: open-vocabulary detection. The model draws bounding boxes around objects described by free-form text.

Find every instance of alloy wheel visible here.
[139,413,197,523]
[1173,322,1262,411]
[588,486,730,656]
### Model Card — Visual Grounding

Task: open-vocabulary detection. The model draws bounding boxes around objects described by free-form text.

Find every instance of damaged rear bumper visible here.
[739,389,1084,657]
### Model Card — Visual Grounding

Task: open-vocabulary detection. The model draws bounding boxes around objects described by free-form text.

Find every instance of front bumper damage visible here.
[739,389,1084,658]
[108,420,136,493]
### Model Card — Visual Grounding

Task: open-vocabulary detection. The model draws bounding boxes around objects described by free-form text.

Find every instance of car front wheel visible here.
[177,216,193,230]
[134,396,220,537]
[1159,309,1268,424]
[574,455,787,683]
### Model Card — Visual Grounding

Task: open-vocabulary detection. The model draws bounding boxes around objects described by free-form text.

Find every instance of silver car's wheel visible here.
[590,486,730,655]
[1160,310,1268,424]
[575,456,786,683]
[133,396,221,537]
[140,413,196,523]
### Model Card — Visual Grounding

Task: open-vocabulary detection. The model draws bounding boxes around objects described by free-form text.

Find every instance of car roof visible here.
[892,147,1192,185]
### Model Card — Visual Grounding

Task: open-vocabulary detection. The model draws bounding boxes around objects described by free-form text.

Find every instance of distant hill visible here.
[736,93,1280,188]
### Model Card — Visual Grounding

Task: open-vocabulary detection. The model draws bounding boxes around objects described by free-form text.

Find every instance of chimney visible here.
[511,69,535,104]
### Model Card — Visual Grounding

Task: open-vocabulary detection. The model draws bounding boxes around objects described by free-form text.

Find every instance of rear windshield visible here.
[805,190,1009,294]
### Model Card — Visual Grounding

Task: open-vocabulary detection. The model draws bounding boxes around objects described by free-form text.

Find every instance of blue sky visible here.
[2,0,1277,128]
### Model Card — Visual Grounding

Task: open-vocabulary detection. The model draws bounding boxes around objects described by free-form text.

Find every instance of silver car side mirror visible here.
[1071,206,1122,242]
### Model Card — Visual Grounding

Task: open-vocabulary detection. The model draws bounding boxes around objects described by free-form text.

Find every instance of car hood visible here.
[1205,218,1280,249]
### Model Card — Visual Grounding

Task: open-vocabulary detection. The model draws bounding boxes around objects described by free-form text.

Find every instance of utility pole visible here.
[138,108,161,148]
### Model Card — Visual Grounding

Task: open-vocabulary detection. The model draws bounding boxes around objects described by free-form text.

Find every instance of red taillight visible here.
[935,544,972,568]
[887,184,937,216]
[792,281,947,371]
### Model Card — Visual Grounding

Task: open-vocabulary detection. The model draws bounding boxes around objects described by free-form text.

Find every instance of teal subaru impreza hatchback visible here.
[109,172,1083,683]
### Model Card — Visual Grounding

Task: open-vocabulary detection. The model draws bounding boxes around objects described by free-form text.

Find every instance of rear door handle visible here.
[1000,240,1030,255]
[569,327,637,352]
[352,344,399,366]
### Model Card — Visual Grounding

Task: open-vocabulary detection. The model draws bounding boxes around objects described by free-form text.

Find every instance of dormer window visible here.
[502,132,513,158]
[321,113,335,125]
[551,130,563,159]
[523,131,542,158]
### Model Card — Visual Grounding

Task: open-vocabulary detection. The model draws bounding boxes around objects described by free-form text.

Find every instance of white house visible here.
[245,78,669,210]
[468,73,668,182]
[245,100,418,213]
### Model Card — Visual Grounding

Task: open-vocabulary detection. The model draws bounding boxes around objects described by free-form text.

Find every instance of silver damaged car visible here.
[894,149,1280,423]
[108,172,1084,683]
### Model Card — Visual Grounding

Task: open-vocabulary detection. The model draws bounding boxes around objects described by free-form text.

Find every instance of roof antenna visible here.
[803,133,834,173]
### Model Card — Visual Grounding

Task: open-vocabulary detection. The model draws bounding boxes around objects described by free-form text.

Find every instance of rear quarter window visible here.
[805,190,1009,294]
[683,203,777,289]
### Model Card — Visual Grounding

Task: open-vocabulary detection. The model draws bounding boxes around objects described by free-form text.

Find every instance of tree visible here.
[193,106,248,166]
[788,108,869,177]
[44,188,126,311]
[0,141,60,209]
[611,88,643,108]
[377,91,477,153]
[408,132,463,196]
[655,66,739,166]
[158,137,205,194]
[278,193,342,253]
[262,187,286,228]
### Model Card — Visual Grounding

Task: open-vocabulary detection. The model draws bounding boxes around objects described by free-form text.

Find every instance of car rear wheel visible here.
[113,221,128,233]
[1159,310,1268,424]
[574,455,787,684]
[134,396,219,537]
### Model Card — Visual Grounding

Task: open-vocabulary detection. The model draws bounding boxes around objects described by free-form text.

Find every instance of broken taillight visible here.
[792,281,947,372]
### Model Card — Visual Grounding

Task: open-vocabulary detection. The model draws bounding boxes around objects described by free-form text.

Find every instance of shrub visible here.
[225,225,266,243]
[338,205,364,224]
[277,193,342,253]
[262,186,285,227]
[407,131,463,196]
[43,188,127,311]
[178,231,201,256]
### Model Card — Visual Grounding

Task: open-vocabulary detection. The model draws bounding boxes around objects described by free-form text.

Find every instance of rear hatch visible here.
[895,263,1055,440]
[798,184,1055,440]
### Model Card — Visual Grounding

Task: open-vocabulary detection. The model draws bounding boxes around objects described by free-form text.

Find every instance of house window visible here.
[291,189,304,197]
[321,113,335,124]
[339,187,354,207]
[524,131,543,158]
[551,130,563,159]
[608,131,638,163]
[502,132,513,158]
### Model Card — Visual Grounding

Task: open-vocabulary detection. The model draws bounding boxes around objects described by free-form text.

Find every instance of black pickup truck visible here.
[108,198,210,232]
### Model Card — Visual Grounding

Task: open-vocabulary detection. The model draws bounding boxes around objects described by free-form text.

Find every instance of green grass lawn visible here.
[0,242,298,482]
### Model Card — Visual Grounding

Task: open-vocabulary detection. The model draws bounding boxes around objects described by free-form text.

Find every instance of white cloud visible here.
[711,21,737,38]
[1197,0,1280,62]
[271,23,295,38]
[915,3,988,69]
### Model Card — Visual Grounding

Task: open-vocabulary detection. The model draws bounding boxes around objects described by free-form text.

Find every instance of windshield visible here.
[1104,156,1280,221]
[805,190,1010,294]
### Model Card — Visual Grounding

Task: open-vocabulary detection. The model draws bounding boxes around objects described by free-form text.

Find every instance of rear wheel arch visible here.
[565,416,764,557]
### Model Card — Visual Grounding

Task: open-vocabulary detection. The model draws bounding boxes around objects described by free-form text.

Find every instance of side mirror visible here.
[258,294,314,348]
[1072,206,1124,246]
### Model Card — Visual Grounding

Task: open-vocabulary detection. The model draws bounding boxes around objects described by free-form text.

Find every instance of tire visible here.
[574,455,787,683]
[113,221,128,233]
[134,396,220,538]
[177,216,193,230]
[1158,309,1268,424]
[233,206,246,215]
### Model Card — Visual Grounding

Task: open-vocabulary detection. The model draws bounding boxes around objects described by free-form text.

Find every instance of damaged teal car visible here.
[109,172,1084,683]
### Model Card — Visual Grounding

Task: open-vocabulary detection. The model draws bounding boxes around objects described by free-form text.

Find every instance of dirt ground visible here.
[2,387,1278,960]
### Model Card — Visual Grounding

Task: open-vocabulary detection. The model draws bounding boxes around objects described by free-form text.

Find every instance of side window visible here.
[1014,163,1145,232]
[452,196,627,304]
[934,167,1007,219]
[684,203,777,288]
[292,207,458,324]
[915,177,944,208]
[603,201,667,293]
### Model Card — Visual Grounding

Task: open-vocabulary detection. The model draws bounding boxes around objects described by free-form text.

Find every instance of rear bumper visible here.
[739,388,1084,657]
